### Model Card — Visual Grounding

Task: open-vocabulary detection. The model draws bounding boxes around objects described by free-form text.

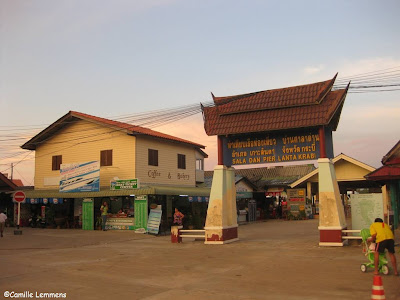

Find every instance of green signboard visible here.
[110,179,139,190]
[134,195,148,230]
[82,198,94,230]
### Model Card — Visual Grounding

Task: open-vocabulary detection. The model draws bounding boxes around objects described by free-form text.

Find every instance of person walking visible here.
[369,217,398,276]
[100,202,108,231]
[0,209,7,237]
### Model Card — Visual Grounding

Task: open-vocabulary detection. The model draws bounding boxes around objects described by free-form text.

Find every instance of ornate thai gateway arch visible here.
[202,74,350,245]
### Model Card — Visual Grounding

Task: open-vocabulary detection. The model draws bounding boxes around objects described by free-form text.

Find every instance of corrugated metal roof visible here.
[204,164,316,188]
[23,185,210,199]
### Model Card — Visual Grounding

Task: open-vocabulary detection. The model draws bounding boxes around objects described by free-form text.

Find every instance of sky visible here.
[1,0,400,186]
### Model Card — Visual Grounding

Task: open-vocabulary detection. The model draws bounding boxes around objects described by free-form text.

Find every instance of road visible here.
[0,219,399,300]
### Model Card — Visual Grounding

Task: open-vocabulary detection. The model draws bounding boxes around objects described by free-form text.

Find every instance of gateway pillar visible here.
[318,158,347,246]
[204,165,239,244]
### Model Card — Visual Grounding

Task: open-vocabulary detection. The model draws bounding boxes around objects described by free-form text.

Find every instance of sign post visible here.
[13,191,26,234]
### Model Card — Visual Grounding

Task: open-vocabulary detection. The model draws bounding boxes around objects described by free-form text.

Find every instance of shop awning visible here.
[21,185,210,200]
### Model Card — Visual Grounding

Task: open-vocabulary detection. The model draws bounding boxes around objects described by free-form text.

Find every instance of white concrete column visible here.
[204,165,239,244]
[318,158,347,246]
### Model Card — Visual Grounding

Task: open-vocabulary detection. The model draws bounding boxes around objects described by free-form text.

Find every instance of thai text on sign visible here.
[222,128,333,166]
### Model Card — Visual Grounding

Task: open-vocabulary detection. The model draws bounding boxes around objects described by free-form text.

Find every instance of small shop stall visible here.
[103,196,135,230]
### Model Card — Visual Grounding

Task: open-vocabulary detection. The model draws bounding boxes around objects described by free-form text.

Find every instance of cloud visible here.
[303,64,325,75]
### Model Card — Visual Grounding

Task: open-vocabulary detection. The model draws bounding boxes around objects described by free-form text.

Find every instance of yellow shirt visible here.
[100,205,108,216]
[370,222,394,243]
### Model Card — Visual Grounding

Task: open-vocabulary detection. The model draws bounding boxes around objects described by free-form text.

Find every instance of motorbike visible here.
[29,215,46,228]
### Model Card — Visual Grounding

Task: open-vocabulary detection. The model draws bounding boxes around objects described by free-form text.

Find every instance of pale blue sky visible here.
[1,0,400,185]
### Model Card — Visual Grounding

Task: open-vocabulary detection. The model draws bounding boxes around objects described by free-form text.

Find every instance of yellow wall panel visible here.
[34,120,136,189]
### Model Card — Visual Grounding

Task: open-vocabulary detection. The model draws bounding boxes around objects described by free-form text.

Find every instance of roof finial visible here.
[211,92,215,101]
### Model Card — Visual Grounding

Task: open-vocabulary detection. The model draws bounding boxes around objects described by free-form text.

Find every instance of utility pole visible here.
[10,163,13,180]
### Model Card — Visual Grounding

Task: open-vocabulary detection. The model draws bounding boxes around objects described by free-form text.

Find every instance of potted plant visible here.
[96,216,102,230]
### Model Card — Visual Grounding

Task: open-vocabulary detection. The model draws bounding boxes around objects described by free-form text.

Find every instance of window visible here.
[52,155,62,171]
[148,149,158,166]
[178,154,186,169]
[100,150,113,166]
[196,159,204,171]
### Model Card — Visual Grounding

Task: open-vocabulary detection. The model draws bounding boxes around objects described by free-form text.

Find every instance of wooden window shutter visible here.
[178,154,186,169]
[52,155,62,171]
[148,149,158,166]
[101,150,113,166]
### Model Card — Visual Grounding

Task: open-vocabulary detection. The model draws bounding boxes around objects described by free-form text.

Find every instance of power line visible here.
[1,66,399,175]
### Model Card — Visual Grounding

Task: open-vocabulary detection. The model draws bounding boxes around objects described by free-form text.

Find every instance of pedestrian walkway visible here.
[0,220,398,300]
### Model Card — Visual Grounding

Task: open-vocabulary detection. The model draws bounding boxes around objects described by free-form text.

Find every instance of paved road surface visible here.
[0,219,399,300]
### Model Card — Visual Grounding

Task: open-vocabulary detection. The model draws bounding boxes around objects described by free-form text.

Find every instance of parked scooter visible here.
[29,215,46,228]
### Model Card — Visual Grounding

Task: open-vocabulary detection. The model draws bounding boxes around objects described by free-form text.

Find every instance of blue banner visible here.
[59,161,100,192]
[222,128,333,166]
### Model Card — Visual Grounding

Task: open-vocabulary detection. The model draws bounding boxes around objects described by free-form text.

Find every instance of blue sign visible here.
[59,161,100,192]
[16,198,64,204]
[147,209,162,235]
[222,128,333,166]
[188,196,209,203]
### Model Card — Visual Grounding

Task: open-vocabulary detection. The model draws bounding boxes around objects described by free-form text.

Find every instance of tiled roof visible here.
[203,75,349,136]
[214,76,336,113]
[366,140,400,181]
[365,165,400,181]
[382,140,400,165]
[12,179,24,187]
[22,111,206,150]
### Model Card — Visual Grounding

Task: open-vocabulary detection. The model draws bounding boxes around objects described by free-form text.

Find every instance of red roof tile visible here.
[214,75,336,114]
[203,75,348,136]
[382,140,400,165]
[12,179,24,187]
[0,172,18,191]
[22,111,205,150]
[365,165,400,181]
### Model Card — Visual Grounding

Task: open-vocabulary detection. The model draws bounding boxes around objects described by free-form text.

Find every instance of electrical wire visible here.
[1,66,399,177]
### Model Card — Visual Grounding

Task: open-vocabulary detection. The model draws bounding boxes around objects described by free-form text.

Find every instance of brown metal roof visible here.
[203,75,349,136]
[0,172,18,191]
[21,111,206,150]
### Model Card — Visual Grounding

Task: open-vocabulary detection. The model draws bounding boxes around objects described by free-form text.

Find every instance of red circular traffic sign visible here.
[13,191,26,203]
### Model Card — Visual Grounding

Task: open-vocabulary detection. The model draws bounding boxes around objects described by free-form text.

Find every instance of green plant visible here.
[96,216,102,229]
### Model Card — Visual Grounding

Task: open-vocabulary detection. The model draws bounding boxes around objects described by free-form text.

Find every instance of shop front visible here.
[21,185,210,233]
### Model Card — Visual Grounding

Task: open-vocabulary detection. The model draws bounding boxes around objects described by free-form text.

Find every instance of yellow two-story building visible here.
[21,111,209,232]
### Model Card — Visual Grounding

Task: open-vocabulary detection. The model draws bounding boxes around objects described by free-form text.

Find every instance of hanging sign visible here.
[110,179,139,190]
[222,128,333,166]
